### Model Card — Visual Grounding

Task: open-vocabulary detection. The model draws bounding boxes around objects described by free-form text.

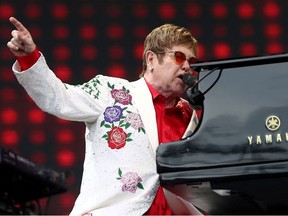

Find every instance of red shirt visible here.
[145,81,193,215]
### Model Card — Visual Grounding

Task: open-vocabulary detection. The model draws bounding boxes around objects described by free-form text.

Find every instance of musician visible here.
[7,16,200,215]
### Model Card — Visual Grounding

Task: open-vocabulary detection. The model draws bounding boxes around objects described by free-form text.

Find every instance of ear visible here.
[145,50,155,68]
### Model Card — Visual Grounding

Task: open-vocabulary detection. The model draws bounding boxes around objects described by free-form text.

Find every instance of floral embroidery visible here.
[108,126,128,149]
[104,106,123,123]
[80,77,101,99]
[101,82,145,150]
[111,89,132,105]
[125,112,145,133]
[117,168,144,193]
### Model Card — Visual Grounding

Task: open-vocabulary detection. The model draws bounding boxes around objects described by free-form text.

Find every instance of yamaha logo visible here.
[265,115,281,131]
[247,115,288,145]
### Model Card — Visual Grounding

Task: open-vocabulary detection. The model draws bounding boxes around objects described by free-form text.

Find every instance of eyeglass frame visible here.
[154,50,199,66]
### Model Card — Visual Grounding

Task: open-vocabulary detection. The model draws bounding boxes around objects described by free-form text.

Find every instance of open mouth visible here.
[178,74,184,79]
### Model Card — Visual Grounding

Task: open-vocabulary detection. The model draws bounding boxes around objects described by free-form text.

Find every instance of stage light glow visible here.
[239,42,257,56]
[80,25,97,40]
[265,23,281,38]
[133,43,144,60]
[107,64,126,78]
[213,42,231,59]
[106,24,124,39]
[28,108,46,124]
[0,3,14,19]
[133,4,148,19]
[56,150,76,167]
[263,2,280,18]
[53,45,71,61]
[81,45,97,60]
[211,3,228,18]
[185,3,201,18]
[54,65,72,82]
[266,42,284,54]
[53,25,69,39]
[237,2,255,19]
[1,129,19,146]
[51,3,69,20]
[24,4,41,19]
[56,129,74,145]
[1,107,18,125]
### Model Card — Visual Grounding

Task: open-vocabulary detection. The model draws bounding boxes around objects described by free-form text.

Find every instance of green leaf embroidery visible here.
[108,82,115,89]
[124,123,131,129]
[137,182,144,190]
[141,127,146,133]
[118,168,122,177]
[100,120,105,127]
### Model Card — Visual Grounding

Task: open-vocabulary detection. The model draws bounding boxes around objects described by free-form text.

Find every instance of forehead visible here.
[169,45,196,58]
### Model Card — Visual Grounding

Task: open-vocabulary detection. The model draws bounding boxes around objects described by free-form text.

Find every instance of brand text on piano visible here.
[247,115,288,145]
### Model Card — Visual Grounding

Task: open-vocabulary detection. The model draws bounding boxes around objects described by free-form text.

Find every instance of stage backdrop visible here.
[1,0,288,214]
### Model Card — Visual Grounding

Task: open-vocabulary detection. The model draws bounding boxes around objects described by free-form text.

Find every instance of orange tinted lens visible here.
[188,57,199,65]
[174,51,186,65]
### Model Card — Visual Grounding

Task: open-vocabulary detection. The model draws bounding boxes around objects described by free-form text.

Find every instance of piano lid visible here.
[157,53,288,182]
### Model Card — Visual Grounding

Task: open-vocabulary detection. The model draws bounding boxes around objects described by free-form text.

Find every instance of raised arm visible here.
[7,17,36,57]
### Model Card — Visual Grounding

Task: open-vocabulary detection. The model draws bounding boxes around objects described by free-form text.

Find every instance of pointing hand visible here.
[7,17,36,56]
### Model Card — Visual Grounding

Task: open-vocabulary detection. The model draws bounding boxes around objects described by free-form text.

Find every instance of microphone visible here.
[179,73,196,87]
[180,67,222,107]
[179,73,204,107]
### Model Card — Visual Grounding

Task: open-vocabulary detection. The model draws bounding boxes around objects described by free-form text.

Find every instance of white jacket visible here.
[13,54,198,216]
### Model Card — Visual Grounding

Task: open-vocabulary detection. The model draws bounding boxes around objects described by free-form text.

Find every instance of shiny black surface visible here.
[156,53,288,214]
[0,147,67,204]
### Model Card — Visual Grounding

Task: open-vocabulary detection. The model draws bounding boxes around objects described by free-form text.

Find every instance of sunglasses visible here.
[156,50,199,66]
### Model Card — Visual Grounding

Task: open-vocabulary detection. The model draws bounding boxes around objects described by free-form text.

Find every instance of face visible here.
[145,45,198,98]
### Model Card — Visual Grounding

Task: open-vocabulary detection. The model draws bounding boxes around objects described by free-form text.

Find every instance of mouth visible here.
[178,74,184,79]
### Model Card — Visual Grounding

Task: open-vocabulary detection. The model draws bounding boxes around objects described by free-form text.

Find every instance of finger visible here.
[7,41,20,51]
[11,38,25,50]
[11,30,22,42]
[9,17,28,32]
[11,30,31,46]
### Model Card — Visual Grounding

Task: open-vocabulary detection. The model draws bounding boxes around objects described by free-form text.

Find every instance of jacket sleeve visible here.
[13,53,110,123]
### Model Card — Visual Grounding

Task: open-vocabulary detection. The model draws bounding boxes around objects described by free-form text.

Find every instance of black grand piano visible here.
[156,53,288,215]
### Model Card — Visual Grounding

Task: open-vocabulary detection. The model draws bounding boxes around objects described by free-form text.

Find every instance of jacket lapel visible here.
[130,78,159,155]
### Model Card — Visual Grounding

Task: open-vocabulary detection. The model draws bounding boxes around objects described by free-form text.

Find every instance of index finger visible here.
[9,17,28,32]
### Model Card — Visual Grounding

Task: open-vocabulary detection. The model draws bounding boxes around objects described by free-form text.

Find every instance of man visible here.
[7,17,200,215]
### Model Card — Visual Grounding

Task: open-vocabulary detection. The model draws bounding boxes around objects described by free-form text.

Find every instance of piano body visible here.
[0,147,67,214]
[156,53,288,215]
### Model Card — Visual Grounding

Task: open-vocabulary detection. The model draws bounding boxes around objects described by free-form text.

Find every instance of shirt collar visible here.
[145,79,184,108]
[145,79,160,100]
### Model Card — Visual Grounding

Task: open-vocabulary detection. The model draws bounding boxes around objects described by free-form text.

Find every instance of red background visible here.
[1,0,287,214]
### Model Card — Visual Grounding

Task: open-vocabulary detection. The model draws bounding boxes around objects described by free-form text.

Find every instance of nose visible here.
[181,60,192,72]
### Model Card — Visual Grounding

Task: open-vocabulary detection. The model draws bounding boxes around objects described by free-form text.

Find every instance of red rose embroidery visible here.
[108,126,127,149]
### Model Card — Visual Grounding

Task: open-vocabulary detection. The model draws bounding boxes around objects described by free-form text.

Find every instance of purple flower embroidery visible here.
[125,112,144,130]
[104,106,123,123]
[111,89,132,105]
[117,168,144,193]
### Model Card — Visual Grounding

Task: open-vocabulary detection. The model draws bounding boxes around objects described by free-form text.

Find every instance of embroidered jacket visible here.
[12,54,199,215]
